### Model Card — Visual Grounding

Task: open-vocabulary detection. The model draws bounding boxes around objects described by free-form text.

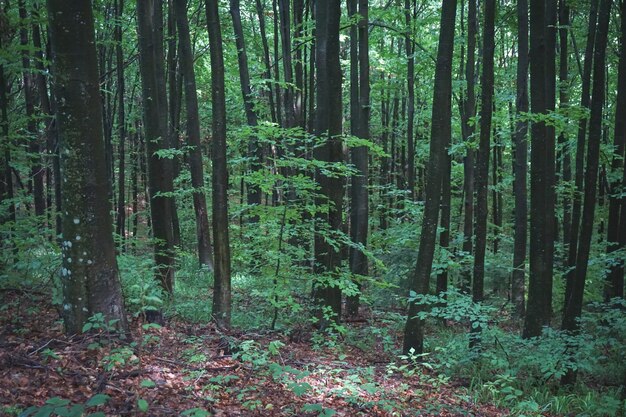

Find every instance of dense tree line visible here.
[0,0,624,392]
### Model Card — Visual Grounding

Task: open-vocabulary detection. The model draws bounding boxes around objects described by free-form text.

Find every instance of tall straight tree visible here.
[512,0,529,317]
[604,0,625,301]
[173,0,214,269]
[136,0,177,294]
[566,0,598,294]
[461,0,477,292]
[562,0,612,338]
[473,0,496,310]
[403,0,456,354]
[206,0,232,329]
[229,0,263,215]
[347,0,369,317]
[404,0,415,199]
[47,0,128,334]
[114,0,126,245]
[313,0,344,323]
[524,0,552,338]
[558,0,572,249]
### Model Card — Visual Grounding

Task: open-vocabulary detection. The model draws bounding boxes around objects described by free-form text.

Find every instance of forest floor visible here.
[0,290,513,416]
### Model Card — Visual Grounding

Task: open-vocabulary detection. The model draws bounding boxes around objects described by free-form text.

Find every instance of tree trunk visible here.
[313,0,344,325]
[558,0,572,251]
[461,0,477,293]
[604,0,625,301]
[404,0,415,199]
[561,0,612,385]
[512,0,529,316]
[47,0,128,335]
[403,0,456,354]
[565,0,598,304]
[173,0,214,270]
[472,0,496,342]
[205,0,232,329]
[136,0,177,294]
[230,0,263,215]
[347,0,369,317]
[115,0,126,246]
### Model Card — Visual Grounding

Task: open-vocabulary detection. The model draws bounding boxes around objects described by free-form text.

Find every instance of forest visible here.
[0,0,625,415]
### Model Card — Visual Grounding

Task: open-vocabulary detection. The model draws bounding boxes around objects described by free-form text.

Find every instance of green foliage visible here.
[18,395,109,417]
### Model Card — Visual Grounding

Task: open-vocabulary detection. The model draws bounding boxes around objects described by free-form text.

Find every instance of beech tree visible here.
[47,0,128,334]
[403,0,456,354]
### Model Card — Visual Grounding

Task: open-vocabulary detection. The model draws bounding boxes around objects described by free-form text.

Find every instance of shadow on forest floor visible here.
[0,290,510,416]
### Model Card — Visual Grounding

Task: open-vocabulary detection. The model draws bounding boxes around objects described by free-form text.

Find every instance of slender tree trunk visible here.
[565,0,598,304]
[461,0,477,293]
[115,0,127,245]
[0,34,16,242]
[403,0,456,354]
[404,0,415,199]
[347,0,369,317]
[513,0,529,314]
[205,0,232,329]
[604,0,625,301]
[472,0,496,340]
[19,0,45,217]
[558,0,572,250]
[255,0,278,124]
[562,0,612,385]
[173,0,214,269]
[137,0,177,294]
[230,0,263,215]
[47,0,128,334]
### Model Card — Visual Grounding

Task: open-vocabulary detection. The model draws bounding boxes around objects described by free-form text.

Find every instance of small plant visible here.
[19,394,109,417]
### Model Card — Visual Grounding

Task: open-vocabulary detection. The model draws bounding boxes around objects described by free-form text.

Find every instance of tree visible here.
[47,0,128,334]
[313,0,344,324]
[561,0,612,341]
[136,0,177,294]
[173,0,214,269]
[206,0,232,329]
[403,0,456,354]
[524,0,553,338]
[512,0,529,317]
[473,0,496,313]
[604,0,625,301]
[347,0,369,317]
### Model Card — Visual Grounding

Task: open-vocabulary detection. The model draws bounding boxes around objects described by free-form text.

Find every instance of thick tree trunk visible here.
[137,0,177,294]
[205,0,232,329]
[47,0,128,335]
[313,0,344,325]
[403,0,456,354]
[173,0,214,270]
[524,0,553,338]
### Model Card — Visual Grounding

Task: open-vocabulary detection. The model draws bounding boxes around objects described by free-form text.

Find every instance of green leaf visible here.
[137,399,149,412]
[140,379,156,388]
[82,322,93,333]
[86,394,110,407]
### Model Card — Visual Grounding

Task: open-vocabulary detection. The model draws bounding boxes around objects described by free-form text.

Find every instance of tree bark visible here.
[173,0,214,270]
[347,0,369,317]
[205,0,232,329]
[472,0,496,339]
[604,0,625,301]
[136,0,177,294]
[313,0,344,325]
[512,0,529,317]
[47,0,128,335]
[403,0,456,354]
